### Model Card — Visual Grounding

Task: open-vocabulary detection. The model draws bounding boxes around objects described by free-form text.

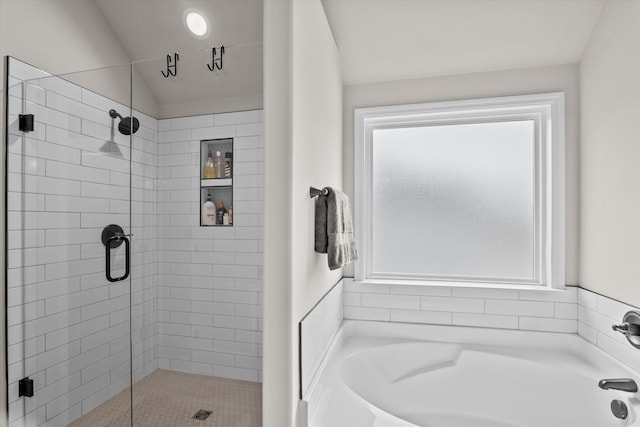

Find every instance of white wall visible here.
[156,111,264,382]
[262,1,294,425]
[580,0,640,308]
[263,0,343,426]
[0,3,158,421]
[5,58,158,427]
[290,0,343,422]
[0,0,158,118]
[342,64,580,285]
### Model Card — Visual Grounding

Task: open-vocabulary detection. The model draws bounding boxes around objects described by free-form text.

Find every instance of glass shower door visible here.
[5,57,134,427]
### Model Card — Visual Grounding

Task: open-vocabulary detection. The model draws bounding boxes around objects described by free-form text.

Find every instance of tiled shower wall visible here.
[6,58,264,426]
[156,112,264,382]
[6,59,158,426]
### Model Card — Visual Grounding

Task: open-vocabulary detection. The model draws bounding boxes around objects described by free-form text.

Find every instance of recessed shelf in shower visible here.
[200,138,234,226]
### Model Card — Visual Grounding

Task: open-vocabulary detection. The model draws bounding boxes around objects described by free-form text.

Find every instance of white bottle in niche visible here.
[202,192,216,225]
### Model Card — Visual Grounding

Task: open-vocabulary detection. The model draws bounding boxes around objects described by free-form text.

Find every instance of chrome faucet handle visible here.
[612,322,633,336]
[612,311,640,350]
[599,378,638,393]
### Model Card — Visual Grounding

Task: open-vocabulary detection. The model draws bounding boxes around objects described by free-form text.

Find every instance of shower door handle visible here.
[102,224,131,283]
[105,234,130,282]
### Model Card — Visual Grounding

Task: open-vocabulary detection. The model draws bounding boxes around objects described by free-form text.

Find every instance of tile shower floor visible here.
[67,369,262,427]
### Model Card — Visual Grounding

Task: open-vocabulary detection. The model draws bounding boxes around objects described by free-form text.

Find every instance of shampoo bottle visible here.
[202,192,216,225]
[203,151,215,179]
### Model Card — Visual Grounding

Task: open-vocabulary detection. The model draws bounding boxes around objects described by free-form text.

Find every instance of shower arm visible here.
[109,116,116,141]
[108,109,120,141]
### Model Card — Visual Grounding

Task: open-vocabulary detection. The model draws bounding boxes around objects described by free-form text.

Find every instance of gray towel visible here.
[314,187,358,270]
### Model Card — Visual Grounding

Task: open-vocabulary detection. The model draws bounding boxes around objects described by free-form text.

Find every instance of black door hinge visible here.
[19,114,34,132]
[19,377,34,398]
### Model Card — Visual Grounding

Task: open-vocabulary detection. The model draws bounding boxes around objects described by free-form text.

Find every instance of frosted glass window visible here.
[371,121,536,282]
[354,93,565,288]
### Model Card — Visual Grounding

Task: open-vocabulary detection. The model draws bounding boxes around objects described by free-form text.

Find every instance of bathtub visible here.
[304,320,640,427]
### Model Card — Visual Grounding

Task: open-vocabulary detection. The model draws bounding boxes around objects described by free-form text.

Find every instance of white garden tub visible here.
[305,320,640,427]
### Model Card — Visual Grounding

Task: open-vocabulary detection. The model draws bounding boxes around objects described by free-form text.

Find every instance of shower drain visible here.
[192,410,213,420]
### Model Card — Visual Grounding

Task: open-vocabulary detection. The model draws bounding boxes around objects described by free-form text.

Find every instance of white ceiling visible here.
[321,0,606,85]
[93,0,263,115]
[91,0,607,111]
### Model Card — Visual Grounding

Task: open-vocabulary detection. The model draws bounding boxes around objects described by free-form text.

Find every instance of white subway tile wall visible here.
[300,280,344,398]
[6,58,264,427]
[344,280,640,371]
[129,105,159,390]
[343,278,579,333]
[7,59,157,427]
[156,110,264,383]
[577,288,640,373]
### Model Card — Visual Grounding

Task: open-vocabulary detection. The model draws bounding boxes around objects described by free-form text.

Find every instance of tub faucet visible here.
[599,378,638,393]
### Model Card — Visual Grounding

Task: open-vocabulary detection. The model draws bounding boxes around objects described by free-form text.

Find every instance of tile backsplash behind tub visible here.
[343,278,578,333]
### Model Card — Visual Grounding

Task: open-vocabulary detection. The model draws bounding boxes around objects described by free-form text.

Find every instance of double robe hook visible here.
[161,53,179,78]
[161,46,225,78]
[207,46,225,71]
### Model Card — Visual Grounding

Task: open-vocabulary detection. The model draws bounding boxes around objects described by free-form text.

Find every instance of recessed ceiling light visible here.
[184,9,209,38]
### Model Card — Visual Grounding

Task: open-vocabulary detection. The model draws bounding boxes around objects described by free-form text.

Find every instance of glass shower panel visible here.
[5,58,133,427]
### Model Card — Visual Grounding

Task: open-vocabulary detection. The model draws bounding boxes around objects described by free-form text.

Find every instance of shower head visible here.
[108,109,140,135]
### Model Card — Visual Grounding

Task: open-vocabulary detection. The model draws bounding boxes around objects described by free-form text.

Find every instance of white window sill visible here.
[353,278,569,292]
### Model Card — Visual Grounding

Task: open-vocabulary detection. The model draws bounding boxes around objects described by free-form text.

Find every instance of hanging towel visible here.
[315,187,358,270]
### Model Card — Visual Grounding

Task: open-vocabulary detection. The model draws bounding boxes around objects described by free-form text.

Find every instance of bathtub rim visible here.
[303,319,640,427]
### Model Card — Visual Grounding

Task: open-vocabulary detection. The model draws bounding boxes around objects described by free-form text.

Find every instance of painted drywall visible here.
[291,2,343,320]
[262,0,294,425]
[263,1,343,426]
[0,0,158,118]
[580,0,640,307]
[342,64,580,285]
[157,95,264,121]
[290,0,343,422]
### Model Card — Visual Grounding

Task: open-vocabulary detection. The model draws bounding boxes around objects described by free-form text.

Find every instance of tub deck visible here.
[305,320,640,427]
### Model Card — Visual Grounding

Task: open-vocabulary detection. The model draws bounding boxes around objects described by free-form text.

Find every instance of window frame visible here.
[354,92,565,289]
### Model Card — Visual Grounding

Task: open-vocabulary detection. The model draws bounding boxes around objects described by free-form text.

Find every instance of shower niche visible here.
[200,138,234,226]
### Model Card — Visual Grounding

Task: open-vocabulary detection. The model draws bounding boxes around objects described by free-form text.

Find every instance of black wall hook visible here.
[161,53,179,77]
[207,45,225,71]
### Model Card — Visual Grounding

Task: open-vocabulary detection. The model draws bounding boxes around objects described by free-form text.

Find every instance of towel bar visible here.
[309,187,329,198]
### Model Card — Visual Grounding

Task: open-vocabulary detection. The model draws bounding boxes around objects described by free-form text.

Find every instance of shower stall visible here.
[4,42,263,427]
